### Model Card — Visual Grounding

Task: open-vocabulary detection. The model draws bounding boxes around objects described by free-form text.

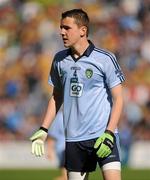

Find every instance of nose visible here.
[60,28,65,36]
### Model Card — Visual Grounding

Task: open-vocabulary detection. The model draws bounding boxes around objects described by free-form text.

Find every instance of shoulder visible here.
[93,47,116,60]
[54,49,69,62]
[92,47,119,68]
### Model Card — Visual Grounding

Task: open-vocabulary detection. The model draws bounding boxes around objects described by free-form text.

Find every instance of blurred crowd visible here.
[0,0,150,163]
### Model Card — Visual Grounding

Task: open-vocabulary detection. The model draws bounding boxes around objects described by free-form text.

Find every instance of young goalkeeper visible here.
[30,9,125,180]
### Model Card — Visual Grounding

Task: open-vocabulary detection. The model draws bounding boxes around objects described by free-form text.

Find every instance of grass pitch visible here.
[0,168,150,180]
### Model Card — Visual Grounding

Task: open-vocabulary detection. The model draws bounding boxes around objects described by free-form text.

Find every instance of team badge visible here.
[85,69,93,79]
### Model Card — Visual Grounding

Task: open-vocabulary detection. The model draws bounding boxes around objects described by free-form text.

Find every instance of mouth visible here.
[62,37,69,46]
[62,37,68,42]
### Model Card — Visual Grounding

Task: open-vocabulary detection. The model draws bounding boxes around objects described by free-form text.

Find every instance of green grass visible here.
[0,168,150,180]
[90,167,150,180]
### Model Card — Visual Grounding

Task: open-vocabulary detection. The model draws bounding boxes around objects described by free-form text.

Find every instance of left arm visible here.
[106,83,124,133]
[94,83,124,158]
[94,53,125,158]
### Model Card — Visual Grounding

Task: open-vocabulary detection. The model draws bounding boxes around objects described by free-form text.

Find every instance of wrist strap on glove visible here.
[103,130,115,150]
[105,129,115,138]
[40,126,48,133]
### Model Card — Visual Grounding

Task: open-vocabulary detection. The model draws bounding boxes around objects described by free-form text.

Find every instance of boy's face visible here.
[60,17,86,48]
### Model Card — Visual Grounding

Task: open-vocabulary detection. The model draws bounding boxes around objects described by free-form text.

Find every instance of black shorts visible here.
[65,134,120,172]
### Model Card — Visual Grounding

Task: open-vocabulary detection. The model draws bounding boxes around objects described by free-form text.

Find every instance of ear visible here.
[80,26,87,37]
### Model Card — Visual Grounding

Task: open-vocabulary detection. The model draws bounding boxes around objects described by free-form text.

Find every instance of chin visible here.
[64,44,70,48]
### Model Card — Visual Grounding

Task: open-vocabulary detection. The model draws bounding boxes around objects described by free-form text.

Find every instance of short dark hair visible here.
[61,9,89,36]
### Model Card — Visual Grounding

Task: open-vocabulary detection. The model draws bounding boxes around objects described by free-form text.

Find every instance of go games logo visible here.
[70,82,83,97]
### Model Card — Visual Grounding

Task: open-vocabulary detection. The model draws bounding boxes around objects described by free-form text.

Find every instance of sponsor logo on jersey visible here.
[70,82,83,97]
[85,69,93,79]
[71,66,81,71]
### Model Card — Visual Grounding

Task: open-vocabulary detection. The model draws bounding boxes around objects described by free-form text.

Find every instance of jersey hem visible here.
[65,133,101,142]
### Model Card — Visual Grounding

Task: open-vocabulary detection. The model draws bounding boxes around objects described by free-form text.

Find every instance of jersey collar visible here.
[82,40,95,57]
[67,40,95,61]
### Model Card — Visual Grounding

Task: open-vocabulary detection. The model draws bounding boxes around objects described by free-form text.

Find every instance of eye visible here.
[64,26,70,30]
[60,25,71,30]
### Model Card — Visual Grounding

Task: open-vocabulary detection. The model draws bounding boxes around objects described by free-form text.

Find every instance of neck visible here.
[71,39,89,58]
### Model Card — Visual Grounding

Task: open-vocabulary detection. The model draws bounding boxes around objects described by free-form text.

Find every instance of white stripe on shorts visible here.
[102,161,121,171]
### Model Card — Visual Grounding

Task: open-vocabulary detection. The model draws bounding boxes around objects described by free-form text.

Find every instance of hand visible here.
[94,130,115,158]
[30,127,48,157]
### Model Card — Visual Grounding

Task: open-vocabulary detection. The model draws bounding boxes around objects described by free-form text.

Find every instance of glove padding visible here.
[30,127,48,157]
[94,130,115,158]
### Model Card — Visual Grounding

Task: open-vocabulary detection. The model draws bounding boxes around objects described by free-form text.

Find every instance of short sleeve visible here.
[103,53,125,88]
[48,55,62,90]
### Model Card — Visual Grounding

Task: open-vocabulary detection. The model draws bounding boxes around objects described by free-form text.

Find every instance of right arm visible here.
[30,86,63,157]
[41,86,63,129]
[41,95,56,129]
[41,53,63,129]
[30,55,63,156]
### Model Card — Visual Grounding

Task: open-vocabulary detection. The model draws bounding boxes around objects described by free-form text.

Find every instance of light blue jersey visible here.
[48,41,125,142]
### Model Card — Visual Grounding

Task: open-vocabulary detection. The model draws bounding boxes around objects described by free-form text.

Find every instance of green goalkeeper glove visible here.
[94,130,115,158]
[30,127,48,157]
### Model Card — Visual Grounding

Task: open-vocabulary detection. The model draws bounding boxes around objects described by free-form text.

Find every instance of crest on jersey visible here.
[85,69,93,79]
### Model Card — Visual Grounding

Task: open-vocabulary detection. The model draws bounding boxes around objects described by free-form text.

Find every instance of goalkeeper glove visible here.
[94,130,115,158]
[30,127,48,157]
